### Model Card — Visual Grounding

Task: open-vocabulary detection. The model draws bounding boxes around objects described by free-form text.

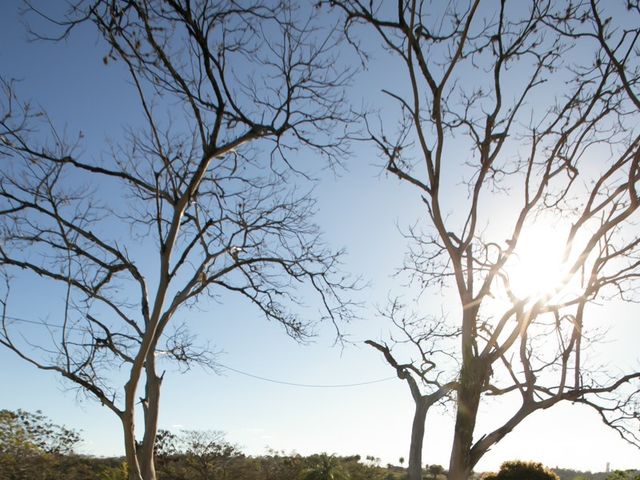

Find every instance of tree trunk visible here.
[448,359,487,480]
[122,408,143,480]
[139,356,162,480]
[408,397,429,480]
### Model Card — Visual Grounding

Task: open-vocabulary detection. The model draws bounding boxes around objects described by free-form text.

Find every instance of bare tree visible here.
[325,1,640,479]
[548,0,640,448]
[365,301,457,479]
[178,430,241,480]
[0,2,355,480]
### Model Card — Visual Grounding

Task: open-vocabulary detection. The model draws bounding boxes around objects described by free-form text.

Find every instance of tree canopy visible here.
[323,0,640,478]
[0,1,356,479]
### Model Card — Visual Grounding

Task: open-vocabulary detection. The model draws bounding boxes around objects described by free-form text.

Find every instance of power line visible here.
[216,362,395,388]
[1,314,396,389]
[2,314,87,332]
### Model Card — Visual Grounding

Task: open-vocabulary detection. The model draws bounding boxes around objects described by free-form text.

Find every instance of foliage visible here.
[156,449,392,480]
[484,461,560,480]
[98,462,129,480]
[170,430,243,480]
[552,469,608,480]
[428,464,445,479]
[606,471,640,480]
[0,409,125,480]
[0,409,80,456]
[301,453,351,480]
[0,416,399,480]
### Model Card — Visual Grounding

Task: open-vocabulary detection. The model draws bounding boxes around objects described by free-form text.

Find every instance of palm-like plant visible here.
[300,454,350,480]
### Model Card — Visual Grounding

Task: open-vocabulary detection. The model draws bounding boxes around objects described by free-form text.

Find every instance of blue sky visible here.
[1,0,640,474]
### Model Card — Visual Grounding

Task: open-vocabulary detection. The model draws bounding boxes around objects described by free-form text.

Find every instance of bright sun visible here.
[506,222,571,302]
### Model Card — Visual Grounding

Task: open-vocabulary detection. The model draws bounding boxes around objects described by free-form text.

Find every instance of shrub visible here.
[484,461,559,480]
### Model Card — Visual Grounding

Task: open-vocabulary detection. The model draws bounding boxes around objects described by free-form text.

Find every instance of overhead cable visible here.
[1,314,396,388]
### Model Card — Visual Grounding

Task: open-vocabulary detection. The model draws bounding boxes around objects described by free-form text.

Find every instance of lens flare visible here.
[506,223,572,302]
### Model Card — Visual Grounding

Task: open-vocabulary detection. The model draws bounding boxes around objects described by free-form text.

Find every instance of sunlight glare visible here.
[506,223,570,302]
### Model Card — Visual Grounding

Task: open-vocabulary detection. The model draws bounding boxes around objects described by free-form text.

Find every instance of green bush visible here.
[484,461,559,480]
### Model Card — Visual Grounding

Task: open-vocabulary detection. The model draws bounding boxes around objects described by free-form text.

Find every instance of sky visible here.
[1,0,640,474]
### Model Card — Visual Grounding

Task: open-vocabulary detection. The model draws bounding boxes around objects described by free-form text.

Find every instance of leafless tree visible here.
[365,300,457,479]
[0,2,355,480]
[325,1,640,479]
